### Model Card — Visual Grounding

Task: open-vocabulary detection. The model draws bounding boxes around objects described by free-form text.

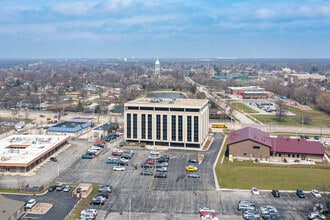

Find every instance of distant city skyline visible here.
[1,0,330,59]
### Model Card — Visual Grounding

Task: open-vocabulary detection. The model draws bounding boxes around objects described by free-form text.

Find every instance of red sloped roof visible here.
[227,127,272,148]
[271,137,325,155]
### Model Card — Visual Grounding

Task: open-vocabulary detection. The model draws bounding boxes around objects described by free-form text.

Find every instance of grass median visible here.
[216,158,330,191]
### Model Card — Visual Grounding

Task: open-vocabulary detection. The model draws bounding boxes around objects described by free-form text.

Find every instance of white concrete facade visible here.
[124,98,209,149]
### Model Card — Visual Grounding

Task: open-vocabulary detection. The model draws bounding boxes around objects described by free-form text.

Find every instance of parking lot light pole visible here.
[57,162,60,179]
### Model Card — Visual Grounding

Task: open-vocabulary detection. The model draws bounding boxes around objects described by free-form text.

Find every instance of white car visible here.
[113,165,125,171]
[81,209,97,217]
[25,199,36,209]
[251,187,260,196]
[311,189,322,198]
[308,212,326,220]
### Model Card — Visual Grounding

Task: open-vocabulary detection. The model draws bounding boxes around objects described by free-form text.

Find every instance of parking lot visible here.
[0,133,325,220]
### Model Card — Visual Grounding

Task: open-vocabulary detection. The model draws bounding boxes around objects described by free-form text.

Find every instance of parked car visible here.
[90,196,105,205]
[185,165,198,172]
[187,173,200,178]
[145,160,156,165]
[25,199,36,209]
[156,167,168,172]
[296,189,305,198]
[237,200,255,211]
[50,157,58,162]
[154,173,167,178]
[56,183,65,191]
[188,159,199,164]
[112,151,122,156]
[251,187,259,196]
[308,212,326,220]
[106,157,118,164]
[121,154,132,159]
[97,192,109,199]
[141,163,153,168]
[98,185,112,193]
[81,209,97,218]
[311,189,322,198]
[140,170,153,176]
[63,185,72,192]
[82,154,93,159]
[271,189,280,198]
[48,185,57,192]
[113,165,125,171]
[117,160,128,166]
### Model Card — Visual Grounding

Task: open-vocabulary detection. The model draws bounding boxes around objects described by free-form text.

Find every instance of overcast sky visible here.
[1,0,330,59]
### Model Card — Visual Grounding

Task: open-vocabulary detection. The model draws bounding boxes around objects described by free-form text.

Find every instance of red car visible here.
[112,151,122,156]
[144,160,155,165]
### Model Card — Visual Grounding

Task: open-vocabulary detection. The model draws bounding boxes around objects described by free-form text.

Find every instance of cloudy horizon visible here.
[1,0,330,59]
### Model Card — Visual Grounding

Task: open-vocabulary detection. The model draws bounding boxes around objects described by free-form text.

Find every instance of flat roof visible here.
[0,135,68,166]
[125,98,208,108]
[228,86,264,90]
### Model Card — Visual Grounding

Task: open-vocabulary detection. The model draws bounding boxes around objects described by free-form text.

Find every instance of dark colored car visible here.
[296,189,305,198]
[97,192,109,199]
[188,159,199,164]
[155,163,164,168]
[48,185,57,192]
[90,198,105,206]
[154,173,167,178]
[271,189,280,198]
[50,157,58,162]
[82,154,93,159]
[121,154,132,159]
[141,163,153,168]
[140,170,153,176]
[117,160,128,166]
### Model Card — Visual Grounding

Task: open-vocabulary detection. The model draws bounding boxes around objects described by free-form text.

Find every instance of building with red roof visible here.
[227,127,325,162]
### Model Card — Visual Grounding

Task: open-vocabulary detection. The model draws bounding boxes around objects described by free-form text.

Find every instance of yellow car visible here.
[185,165,198,172]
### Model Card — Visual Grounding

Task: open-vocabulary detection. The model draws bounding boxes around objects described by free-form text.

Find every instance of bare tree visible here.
[275,99,288,121]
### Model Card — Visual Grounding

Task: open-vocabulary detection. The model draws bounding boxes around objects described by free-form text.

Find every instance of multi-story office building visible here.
[124,98,209,148]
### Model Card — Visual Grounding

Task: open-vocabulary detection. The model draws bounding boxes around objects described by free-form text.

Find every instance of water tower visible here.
[154,59,160,75]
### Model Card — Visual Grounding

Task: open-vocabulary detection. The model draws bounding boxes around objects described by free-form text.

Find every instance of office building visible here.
[124,98,209,148]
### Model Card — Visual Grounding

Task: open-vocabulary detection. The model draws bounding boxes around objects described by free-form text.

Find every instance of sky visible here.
[1,0,330,59]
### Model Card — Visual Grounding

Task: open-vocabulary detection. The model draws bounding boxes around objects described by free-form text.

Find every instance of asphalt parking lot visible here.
[4,189,78,220]
[0,133,325,220]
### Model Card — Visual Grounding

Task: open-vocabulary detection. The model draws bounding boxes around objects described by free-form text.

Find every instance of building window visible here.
[178,115,183,141]
[244,153,247,156]
[194,116,199,142]
[156,114,161,140]
[187,116,192,142]
[288,154,290,157]
[133,114,137,138]
[147,114,152,139]
[127,113,131,138]
[279,153,281,157]
[296,154,299,158]
[141,114,146,139]
[253,146,260,149]
[163,115,167,140]
[171,115,176,141]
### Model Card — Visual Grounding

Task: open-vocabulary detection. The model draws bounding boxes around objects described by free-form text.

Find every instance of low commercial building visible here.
[124,98,209,149]
[227,127,325,162]
[227,86,265,96]
[0,194,25,220]
[242,91,274,99]
[0,135,69,173]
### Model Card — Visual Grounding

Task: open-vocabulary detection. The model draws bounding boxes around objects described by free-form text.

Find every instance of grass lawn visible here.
[254,106,330,128]
[66,185,100,220]
[231,102,258,114]
[216,159,330,191]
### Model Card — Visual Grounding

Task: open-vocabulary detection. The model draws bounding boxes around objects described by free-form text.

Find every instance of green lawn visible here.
[216,159,330,190]
[231,102,258,114]
[254,106,330,128]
